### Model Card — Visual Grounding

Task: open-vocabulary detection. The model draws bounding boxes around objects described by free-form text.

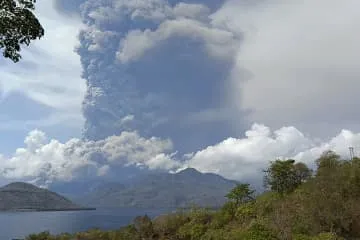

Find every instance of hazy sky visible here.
[0,0,359,186]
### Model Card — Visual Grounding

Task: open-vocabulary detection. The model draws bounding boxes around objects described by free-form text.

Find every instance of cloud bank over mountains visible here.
[0,129,176,186]
[0,124,359,186]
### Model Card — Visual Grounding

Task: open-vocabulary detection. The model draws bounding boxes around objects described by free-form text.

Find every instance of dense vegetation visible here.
[0,0,44,62]
[27,150,360,240]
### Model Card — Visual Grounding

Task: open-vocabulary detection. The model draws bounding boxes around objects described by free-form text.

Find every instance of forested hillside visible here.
[27,150,360,240]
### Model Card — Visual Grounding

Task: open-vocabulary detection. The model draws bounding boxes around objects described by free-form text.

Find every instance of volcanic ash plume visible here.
[76,0,241,152]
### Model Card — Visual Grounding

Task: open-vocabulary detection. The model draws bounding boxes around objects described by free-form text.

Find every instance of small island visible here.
[0,182,95,212]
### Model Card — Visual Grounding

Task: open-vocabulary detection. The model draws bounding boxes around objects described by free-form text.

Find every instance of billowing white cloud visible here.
[82,26,119,52]
[81,0,239,64]
[173,3,210,20]
[183,123,360,181]
[0,130,176,186]
[117,18,238,63]
[85,0,172,25]
[2,123,360,186]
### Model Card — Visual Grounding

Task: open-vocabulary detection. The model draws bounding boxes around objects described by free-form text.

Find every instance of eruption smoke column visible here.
[77,0,241,153]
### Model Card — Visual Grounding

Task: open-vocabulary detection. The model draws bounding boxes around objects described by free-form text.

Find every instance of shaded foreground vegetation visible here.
[27,151,360,240]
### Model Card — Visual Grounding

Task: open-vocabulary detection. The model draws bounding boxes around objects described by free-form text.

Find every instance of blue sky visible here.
[1,0,360,187]
[0,0,85,154]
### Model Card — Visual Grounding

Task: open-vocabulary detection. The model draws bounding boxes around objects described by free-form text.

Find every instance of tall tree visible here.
[315,150,342,177]
[294,162,312,184]
[264,159,311,195]
[0,0,44,62]
[226,183,255,206]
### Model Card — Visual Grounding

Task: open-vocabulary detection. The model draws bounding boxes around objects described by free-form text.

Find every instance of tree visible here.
[264,159,311,195]
[226,183,255,206]
[0,0,44,62]
[315,150,342,177]
[294,162,312,184]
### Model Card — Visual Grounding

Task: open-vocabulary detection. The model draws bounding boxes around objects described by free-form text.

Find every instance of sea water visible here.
[0,208,169,239]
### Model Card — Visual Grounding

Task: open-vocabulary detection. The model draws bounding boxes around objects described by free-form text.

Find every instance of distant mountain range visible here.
[0,182,94,211]
[59,168,239,209]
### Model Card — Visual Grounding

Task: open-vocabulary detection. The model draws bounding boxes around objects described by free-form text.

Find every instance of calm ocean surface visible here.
[0,208,170,240]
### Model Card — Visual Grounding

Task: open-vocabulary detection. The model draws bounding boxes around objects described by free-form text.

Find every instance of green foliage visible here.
[235,202,256,223]
[209,209,233,229]
[177,222,207,240]
[264,159,311,194]
[221,201,237,218]
[312,232,344,240]
[253,191,281,217]
[175,208,215,240]
[116,225,141,240]
[26,231,53,240]
[200,228,231,240]
[293,234,312,240]
[0,0,44,62]
[235,221,278,240]
[225,183,255,206]
[153,212,190,237]
[315,151,342,177]
[187,208,213,225]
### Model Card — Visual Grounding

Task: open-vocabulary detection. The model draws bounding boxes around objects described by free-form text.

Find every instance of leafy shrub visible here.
[312,232,344,240]
[200,228,231,240]
[210,211,232,229]
[293,233,312,240]
[235,221,278,240]
[177,222,207,240]
[221,201,237,218]
[187,208,213,225]
[235,202,256,223]
[153,212,190,237]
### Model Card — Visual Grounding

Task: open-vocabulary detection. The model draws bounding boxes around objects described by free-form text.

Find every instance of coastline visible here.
[0,207,96,212]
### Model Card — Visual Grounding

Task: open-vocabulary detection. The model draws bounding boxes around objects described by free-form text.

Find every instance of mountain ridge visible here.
[69,168,239,209]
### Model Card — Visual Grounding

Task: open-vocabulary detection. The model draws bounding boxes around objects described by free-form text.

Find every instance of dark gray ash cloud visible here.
[73,0,245,153]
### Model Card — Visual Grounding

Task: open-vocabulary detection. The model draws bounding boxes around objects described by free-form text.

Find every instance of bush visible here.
[221,201,237,219]
[200,229,231,240]
[210,211,232,229]
[153,212,190,237]
[312,232,344,240]
[177,222,207,240]
[235,202,256,223]
[293,234,312,240]
[254,191,281,217]
[236,221,278,240]
[116,225,141,240]
[187,208,213,225]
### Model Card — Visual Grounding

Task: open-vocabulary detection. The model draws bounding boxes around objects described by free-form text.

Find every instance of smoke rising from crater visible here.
[76,0,242,152]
